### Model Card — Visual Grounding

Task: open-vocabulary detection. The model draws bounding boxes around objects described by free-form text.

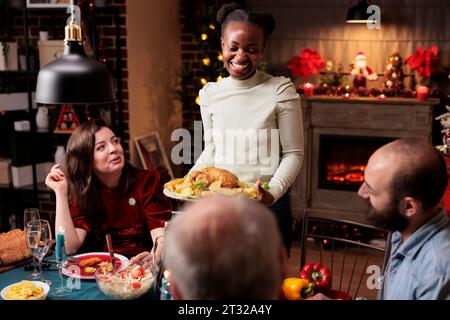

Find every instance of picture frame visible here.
[135,132,174,183]
[26,0,70,9]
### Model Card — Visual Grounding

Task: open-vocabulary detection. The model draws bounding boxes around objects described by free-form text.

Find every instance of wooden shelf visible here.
[0,182,51,193]
[302,95,440,106]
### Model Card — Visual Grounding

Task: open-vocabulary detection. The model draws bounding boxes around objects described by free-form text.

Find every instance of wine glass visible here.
[23,208,40,280]
[27,219,53,284]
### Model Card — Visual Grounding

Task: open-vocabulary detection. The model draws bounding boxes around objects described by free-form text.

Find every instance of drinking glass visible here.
[23,208,40,280]
[27,219,53,284]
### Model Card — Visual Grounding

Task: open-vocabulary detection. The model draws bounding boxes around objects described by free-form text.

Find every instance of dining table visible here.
[0,253,159,300]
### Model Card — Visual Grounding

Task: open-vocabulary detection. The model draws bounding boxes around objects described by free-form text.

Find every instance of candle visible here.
[342,93,351,99]
[56,226,66,262]
[160,270,172,300]
[302,83,314,97]
[377,94,386,100]
[416,85,429,101]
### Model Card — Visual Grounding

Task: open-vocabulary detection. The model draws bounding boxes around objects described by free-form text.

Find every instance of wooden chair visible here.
[300,211,391,300]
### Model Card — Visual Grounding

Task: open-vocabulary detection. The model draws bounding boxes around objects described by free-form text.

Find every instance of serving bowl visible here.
[95,265,155,300]
[1,280,50,300]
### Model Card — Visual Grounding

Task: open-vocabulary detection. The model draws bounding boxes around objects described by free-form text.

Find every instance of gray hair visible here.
[164,195,283,299]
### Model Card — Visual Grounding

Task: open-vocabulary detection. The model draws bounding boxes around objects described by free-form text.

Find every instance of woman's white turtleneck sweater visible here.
[191,70,304,203]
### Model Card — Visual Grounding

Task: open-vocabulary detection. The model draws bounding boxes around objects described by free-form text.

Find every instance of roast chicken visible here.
[190,167,239,189]
[163,167,257,199]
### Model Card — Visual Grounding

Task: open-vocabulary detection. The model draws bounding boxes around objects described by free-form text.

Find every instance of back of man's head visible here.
[164,195,284,299]
[382,138,448,211]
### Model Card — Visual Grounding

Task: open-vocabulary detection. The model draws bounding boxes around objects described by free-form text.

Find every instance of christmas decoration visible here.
[405,45,440,86]
[320,60,343,88]
[436,105,450,152]
[383,52,404,92]
[349,52,377,88]
[54,105,81,134]
[288,48,325,86]
[178,1,229,110]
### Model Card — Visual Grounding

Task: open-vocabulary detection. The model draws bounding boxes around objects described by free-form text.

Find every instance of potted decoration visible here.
[287,48,325,97]
[405,45,440,100]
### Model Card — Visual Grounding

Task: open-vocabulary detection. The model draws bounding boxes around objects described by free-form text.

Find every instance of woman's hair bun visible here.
[217,2,242,24]
[247,12,276,37]
[262,13,276,36]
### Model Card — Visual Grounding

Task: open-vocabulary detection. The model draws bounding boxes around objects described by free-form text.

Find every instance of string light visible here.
[217,53,223,61]
[217,75,223,82]
[202,58,211,66]
[200,78,207,85]
[209,24,215,30]
[195,96,200,105]
[201,33,208,41]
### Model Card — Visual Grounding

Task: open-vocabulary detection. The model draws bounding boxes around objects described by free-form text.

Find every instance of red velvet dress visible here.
[69,169,172,258]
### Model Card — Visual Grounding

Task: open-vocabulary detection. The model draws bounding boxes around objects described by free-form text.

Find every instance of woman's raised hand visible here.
[129,251,153,270]
[256,180,275,206]
[45,164,68,194]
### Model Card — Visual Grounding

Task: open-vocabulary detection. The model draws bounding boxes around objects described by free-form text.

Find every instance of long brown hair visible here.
[66,118,136,230]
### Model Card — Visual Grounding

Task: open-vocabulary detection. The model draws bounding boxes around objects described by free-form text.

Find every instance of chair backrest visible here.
[300,211,391,300]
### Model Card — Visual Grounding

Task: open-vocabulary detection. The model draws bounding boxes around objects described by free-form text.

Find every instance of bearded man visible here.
[358,138,450,300]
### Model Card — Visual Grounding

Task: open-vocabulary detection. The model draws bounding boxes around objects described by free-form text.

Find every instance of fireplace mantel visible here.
[290,95,440,223]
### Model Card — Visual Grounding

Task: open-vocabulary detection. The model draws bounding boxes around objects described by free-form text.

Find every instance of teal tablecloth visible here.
[0,254,159,300]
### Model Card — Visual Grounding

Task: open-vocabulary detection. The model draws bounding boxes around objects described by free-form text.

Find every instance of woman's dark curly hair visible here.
[217,2,276,42]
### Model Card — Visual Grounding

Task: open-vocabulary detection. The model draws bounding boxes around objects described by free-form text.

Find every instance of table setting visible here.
[0,212,161,300]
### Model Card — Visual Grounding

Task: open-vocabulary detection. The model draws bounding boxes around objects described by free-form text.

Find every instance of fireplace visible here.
[318,135,395,191]
[290,96,439,223]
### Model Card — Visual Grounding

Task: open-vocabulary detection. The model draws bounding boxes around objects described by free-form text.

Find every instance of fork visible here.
[66,257,81,264]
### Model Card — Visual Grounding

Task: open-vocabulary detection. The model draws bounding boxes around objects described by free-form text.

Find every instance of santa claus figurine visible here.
[350,52,378,88]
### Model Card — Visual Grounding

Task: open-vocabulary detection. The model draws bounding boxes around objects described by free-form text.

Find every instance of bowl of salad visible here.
[95,265,155,300]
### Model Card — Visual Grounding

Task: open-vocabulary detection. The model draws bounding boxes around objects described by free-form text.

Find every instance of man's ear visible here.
[400,197,420,218]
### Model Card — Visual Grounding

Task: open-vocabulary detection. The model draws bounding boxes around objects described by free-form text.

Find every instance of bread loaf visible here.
[0,229,32,266]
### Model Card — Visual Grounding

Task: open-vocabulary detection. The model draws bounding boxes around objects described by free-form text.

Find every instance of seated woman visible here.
[45,118,172,262]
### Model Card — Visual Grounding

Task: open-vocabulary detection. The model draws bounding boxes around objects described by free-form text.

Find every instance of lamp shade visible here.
[346,0,370,23]
[35,40,116,105]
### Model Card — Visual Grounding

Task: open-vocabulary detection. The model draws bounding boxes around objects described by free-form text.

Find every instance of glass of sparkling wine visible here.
[26,219,52,284]
[23,208,40,280]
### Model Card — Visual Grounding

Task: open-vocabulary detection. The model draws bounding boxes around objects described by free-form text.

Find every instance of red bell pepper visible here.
[299,262,331,293]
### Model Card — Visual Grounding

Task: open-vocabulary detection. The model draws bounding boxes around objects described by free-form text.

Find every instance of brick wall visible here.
[179,0,226,174]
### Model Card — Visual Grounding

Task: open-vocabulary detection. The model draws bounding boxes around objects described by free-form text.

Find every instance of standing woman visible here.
[191,3,304,253]
[45,119,172,261]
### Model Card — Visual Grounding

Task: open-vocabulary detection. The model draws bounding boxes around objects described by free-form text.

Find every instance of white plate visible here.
[163,182,258,202]
[163,188,198,202]
[1,281,50,300]
[62,252,129,280]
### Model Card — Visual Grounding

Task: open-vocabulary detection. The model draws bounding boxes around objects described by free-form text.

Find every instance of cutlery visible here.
[105,234,116,272]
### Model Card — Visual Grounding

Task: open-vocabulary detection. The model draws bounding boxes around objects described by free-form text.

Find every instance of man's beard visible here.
[366,198,409,231]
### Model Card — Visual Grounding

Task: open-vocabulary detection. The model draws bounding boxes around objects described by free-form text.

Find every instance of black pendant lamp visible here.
[346,0,372,24]
[35,4,116,104]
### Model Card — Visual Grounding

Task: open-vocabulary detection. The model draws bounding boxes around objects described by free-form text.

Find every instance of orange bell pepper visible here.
[281,277,315,300]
